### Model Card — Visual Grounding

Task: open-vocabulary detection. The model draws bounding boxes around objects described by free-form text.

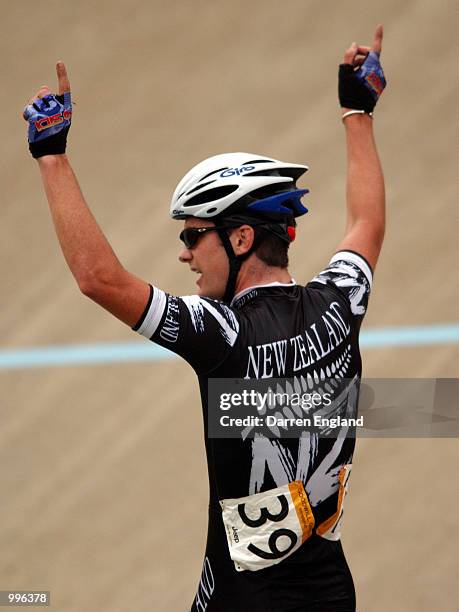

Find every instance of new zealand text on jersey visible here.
[245,301,350,379]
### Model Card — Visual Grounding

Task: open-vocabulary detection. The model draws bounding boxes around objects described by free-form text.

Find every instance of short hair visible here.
[255,231,290,268]
[223,215,296,269]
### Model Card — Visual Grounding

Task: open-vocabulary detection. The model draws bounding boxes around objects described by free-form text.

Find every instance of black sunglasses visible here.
[179,225,229,249]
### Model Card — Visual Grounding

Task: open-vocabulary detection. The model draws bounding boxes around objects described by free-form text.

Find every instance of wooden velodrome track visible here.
[2,1,457,610]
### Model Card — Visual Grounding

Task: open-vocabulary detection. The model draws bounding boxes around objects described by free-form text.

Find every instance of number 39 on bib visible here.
[220,481,315,572]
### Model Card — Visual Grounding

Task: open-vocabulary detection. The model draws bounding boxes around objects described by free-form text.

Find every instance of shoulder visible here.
[307,250,373,318]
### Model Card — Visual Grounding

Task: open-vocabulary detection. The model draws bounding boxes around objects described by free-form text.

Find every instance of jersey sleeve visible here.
[308,250,373,318]
[132,285,240,374]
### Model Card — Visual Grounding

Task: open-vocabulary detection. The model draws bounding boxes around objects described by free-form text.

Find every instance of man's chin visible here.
[197,285,224,301]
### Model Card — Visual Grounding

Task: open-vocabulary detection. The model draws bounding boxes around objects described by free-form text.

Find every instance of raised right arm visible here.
[37,153,150,327]
[26,62,150,327]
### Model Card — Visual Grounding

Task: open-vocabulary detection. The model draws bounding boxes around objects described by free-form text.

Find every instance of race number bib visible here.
[316,464,352,541]
[220,481,315,572]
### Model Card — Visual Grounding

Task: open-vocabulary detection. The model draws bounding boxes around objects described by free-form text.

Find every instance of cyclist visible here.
[24,25,385,612]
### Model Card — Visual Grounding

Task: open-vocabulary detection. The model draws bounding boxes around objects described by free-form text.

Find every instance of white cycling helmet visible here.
[170,152,309,220]
[171,152,310,304]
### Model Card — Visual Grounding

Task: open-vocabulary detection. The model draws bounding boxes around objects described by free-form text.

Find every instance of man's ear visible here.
[231,225,255,255]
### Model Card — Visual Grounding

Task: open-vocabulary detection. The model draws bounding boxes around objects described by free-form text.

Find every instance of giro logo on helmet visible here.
[220,165,255,178]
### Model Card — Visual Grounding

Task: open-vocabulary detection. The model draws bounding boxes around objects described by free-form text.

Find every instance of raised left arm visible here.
[336,25,386,270]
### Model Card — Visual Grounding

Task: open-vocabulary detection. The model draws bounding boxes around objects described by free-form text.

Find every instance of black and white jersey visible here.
[134,250,372,611]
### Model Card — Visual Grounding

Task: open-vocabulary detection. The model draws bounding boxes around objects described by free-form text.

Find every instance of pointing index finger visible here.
[372,24,383,55]
[56,61,70,94]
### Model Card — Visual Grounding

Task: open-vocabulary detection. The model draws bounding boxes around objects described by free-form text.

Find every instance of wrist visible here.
[37,154,69,166]
[341,109,373,126]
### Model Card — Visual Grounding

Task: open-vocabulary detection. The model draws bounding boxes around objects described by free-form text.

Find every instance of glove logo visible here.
[35,109,72,132]
[365,71,384,96]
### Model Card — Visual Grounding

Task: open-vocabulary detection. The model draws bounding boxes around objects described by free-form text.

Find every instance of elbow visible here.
[78,277,100,300]
[76,266,120,301]
[77,273,103,300]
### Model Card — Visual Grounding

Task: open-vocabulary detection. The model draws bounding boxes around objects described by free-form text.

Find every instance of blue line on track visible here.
[359,323,459,348]
[0,324,458,371]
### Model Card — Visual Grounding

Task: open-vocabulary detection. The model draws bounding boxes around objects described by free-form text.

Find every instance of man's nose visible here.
[178,247,192,263]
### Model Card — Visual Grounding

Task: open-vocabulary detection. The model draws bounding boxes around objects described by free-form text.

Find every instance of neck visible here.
[233,254,292,295]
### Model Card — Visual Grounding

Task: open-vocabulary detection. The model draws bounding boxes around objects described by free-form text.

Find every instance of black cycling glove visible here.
[23,92,72,159]
[339,51,386,113]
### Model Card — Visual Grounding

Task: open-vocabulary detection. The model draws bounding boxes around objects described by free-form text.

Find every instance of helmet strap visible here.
[217,227,266,304]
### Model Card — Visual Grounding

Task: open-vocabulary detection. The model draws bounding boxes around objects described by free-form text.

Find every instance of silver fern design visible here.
[182,295,240,346]
[311,258,370,316]
[241,344,354,439]
[247,374,359,500]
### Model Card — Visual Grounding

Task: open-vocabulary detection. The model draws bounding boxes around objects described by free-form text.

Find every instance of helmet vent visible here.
[245,168,303,180]
[206,207,217,214]
[248,184,293,200]
[200,167,229,182]
[244,159,275,165]
[183,185,239,207]
[186,180,216,196]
